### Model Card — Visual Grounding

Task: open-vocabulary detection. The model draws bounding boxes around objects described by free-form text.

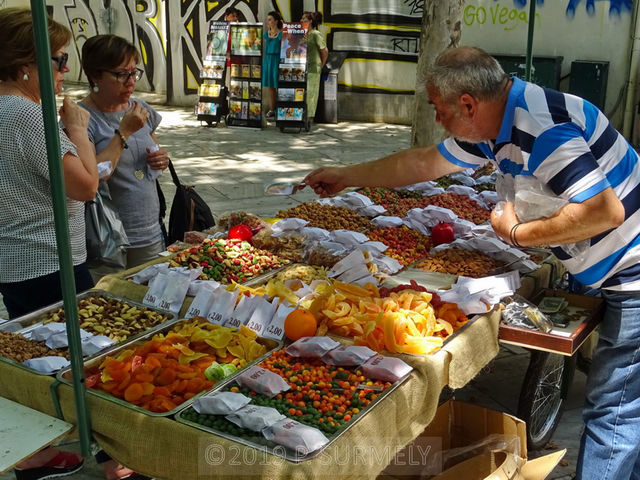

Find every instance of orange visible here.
[284,309,318,341]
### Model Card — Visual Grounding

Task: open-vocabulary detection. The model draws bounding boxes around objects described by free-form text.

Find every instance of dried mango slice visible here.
[227,343,244,359]
[178,352,208,364]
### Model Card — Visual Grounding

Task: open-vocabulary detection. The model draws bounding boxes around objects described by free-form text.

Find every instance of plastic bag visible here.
[501,294,553,332]
[251,229,305,263]
[85,182,129,269]
[495,175,589,260]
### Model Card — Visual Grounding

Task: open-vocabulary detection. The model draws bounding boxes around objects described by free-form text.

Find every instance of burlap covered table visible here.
[0,299,500,479]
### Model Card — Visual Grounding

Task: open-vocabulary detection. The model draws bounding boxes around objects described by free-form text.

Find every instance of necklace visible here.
[84,98,145,180]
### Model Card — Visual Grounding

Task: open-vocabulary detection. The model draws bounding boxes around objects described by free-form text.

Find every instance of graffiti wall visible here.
[3,0,635,126]
[463,0,633,127]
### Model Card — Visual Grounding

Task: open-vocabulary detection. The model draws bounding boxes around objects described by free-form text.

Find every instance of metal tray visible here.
[56,319,281,417]
[0,289,176,376]
[175,353,411,462]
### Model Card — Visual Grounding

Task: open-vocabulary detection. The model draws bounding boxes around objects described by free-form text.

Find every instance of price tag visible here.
[207,289,239,325]
[186,282,219,319]
[263,302,295,341]
[223,295,258,329]
[245,297,278,336]
[142,272,170,308]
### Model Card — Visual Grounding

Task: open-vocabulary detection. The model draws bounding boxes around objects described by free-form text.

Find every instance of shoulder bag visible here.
[166,160,216,243]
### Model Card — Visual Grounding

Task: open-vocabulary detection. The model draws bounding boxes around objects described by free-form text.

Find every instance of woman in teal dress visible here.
[301,11,328,123]
[262,11,282,119]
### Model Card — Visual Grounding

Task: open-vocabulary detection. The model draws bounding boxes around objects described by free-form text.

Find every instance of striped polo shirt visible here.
[437,77,640,291]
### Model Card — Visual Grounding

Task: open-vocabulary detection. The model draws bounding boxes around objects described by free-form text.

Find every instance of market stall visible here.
[0,174,576,479]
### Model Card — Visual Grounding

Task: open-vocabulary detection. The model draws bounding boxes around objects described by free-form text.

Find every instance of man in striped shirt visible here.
[305,46,640,479]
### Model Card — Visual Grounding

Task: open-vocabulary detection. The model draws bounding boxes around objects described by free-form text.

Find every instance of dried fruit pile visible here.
[182,349,392,437]
[309,281,468,355]
[170,238,287,283]
[0,331,69,363]
[88,320,267,412]
[276,203,373,232]
[414,247,504,278]
[366,226,431,266]
[43,296,172,342]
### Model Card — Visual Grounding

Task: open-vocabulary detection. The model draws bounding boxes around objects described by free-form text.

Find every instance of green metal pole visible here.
[30,0,92,457]
[525,0,537,81]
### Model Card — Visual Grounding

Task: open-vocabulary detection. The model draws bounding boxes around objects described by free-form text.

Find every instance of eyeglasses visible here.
[104,68,144,83]
[51,53,69,72]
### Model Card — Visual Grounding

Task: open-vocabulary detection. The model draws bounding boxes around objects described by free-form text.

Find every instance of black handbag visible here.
[165,160,215,243]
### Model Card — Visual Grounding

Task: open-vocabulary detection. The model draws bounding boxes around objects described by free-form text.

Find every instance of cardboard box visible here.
[499,289,604,356]
[379,400,564,480]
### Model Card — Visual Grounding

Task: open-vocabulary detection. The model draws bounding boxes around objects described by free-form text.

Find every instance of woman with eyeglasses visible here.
[0,8,97,479]
[0,8,98,316]
[79,34,170,280]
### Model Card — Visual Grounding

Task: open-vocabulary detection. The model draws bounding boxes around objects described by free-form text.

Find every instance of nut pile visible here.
[367,226,431,266]
[376,193,490,224]
[358,187,422,204]
[414,248,505,278]
[276,203,373,232]
[42,296,171,342]
[0,331,69,363]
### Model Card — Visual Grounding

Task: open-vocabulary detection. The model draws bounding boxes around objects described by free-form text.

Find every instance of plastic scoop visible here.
[264,182,306,195]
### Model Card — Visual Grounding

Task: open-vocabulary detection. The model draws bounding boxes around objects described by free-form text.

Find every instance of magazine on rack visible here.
[249,82,261,100]
[280,23,308,64]
[229,79,242,98]
[202,62,224,79]
[230,64,240,78]
[230,100,242,118]
[242,81,249,99]
[230,25,262,56]
[206,21,229,59]
[198,82,221,97]
[278,88,295,102]
[196,102,217,115]
[251,64,261,79]
[249,102,261,120]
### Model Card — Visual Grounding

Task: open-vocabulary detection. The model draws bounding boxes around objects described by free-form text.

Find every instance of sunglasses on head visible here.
[50,52,69,72]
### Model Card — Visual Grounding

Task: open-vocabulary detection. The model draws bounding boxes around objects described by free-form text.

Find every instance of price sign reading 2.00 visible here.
[227,317,242,328]
[267,324,283,338]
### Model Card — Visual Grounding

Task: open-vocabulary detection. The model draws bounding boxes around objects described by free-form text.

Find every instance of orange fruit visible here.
[284,309,318,341]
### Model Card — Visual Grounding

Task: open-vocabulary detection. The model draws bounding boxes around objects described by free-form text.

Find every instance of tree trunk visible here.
[411,0,465,148]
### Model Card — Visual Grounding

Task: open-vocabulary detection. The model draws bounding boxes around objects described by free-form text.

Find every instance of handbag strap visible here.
[167,159,182,187]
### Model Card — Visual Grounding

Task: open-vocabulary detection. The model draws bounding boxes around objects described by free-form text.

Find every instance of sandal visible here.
[14,451,84,480]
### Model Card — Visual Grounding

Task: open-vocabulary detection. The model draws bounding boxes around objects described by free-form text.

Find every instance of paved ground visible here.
[1,88,585,479]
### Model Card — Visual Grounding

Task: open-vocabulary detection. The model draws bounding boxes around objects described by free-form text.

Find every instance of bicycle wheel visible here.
[517,350,576,450]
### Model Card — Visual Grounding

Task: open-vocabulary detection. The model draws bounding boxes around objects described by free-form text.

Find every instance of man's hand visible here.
[304,167,349,197]
[490,201,519,244]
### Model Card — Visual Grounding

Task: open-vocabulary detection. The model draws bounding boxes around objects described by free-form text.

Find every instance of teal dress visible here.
[262,31,281,88]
